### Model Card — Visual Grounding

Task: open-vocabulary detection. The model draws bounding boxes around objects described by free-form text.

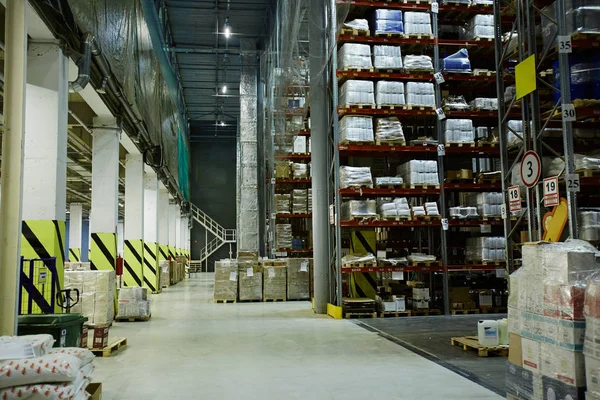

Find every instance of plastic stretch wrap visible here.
[373,9,404,35]
[377,197,411,217]
[342,254,377,265]
[338,44,373,70]
[543,2,600,54]
[442,49,471,72]
[546,155,600,179]
[396,160,439,185]
[403,55,433,71]
[0,354,82,389]
[425,202,440,216]
[444,119,474,144]
[475,127,490,141]
[405,82,435,107]
[117,287,151,319]
[344,19,369,32]
[412,206,426,216]
[276,224,293,249]
[339,80,375,106]
[407,254,436,262]
[340,116,374,143]
[293,136,307,154]
[214,260,238,301]
[0,336,55,361]
[449,206,479,219]
[286,259,311,300]
[68,0,184,193]
[373,46,403,70]
[262,264,287,300]
[466,192,503,217]
[465,237,506,261]
[461,14,494,39]
[579,211,600,241]
[442,0,470,4]
[376,81,405,106]
[507,120,524,147]
[292,163,309,179]
[375,177,404,186]
[275,194,291,214]
[307,189,313,213]
[403,12,432,35]
[442,95,470,110]
[340,166,373,188]
[65,270,115,325]
[470,98,498,111]
[238,263,262,301]
[409,137,438,145]
[380,258,408,266]
[375,118,405,143]
[292,189,308,214]
[341,200,377,220]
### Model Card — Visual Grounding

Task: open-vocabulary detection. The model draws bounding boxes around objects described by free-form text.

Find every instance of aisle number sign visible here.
[508,185,522,213]
[520,151,541,188]
[543,176,559,207]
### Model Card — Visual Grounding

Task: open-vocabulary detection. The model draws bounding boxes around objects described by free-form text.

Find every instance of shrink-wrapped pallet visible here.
[238,262,262,301]
[287,258,311,300]
[405,82,435,107]
[339,80,375,106]
[64,270,115,325]
[376,81,405,106]
[340,166,373,188]
[373,45,402,70]
[404,12,432,35]
[262,262,287,300]
[275,194,291,214]
[116,286,151,318]
[276,224,293,249]
[338,43,372,70]
[340,116,374,143]
[444,119,474,144]
[341,200,377,220]
[292,189,308,214]
[396,160,439,185]
[375,117,405,144]
[159,260,170,288]
[213,259,238,301]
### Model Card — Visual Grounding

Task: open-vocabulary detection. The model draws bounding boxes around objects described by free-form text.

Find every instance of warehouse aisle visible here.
[94,274,503,400]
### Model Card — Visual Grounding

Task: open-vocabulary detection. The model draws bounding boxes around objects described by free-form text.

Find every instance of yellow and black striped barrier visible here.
[168,246,176,261]
[21,220,66,314]
[68,248,81,262]
[143,241,160,293]
[123,239,144,287]
[158,243,169,261]
[90,233,117,271]
[349,231,377,299]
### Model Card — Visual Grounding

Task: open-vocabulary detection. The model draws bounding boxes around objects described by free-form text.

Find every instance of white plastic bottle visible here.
[497,318,509,345]
[478,320,499,346]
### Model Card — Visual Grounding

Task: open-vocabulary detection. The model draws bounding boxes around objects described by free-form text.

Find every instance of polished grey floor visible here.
[94,274,503,400]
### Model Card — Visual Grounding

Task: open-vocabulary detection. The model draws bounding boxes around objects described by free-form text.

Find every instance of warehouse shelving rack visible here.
[329,0,511,313]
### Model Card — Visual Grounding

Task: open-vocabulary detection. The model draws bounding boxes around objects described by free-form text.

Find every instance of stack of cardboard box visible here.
[262,260,287,301]
[450,287,476,310]
[64,270,115,325]
[213,259,238,302]
[506,240,599,400]
[286,258,311,300]
[238,252,262,301]
[116,287,151,319]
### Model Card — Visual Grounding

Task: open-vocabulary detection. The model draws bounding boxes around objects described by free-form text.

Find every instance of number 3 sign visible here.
[520,151,541,188]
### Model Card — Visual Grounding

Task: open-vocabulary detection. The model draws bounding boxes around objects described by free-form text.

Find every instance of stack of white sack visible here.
[0,335,95,400]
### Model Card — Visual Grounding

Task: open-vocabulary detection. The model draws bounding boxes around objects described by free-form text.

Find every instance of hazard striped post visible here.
[143,170,160,293]
[124,153,145,287]
[349,231,378,299]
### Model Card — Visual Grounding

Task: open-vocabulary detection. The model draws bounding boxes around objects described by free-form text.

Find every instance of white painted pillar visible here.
[68,203,83,261]
[143,169,159,292]
[175,213,182,255]
[157,184,169,261]
[89,117,120,271]
[23,42,68,221]
[123,153,145,287]
[168,203,178,259]
[117,222,124,257]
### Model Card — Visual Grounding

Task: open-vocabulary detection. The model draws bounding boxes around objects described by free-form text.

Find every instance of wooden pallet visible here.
[404,33,434,39]
[346,215,379,222]
[376,104,410,110]
[445,142,476,147]
[451,309,481,315]
[345,312,377,319]
[375,184,406,189]
[404,104,436,110]
[412,309,442,316]
[263,298,286,302]
[408,260,442,267]
[482,215,503,221]
[375,140,407,146]
[340,28,370,37]
[340,104,376,110]
[576,168,600,177]
[342,261,378,269]
[472,37,494,42]
[238,299,264,303]
[116,315,151,322]
[479,307,508,314]
[341,67,374,72]
[90,338,127,357]
[407,183,440,189]
[476,140,497,147]
[375,32,405,38]
[379,311,412,318]
[340,140,374,146]
[412,215,442,221]
[450,336,508,357]
[473,69,495,76]
[214,299,237,304]
[465,260,503,266]
[404,69,434,74]
[380,215,412,221]
[571,32,600,42]
[446,178,474,183]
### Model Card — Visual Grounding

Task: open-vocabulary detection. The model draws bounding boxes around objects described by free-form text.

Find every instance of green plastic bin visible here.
[18,314,88,348]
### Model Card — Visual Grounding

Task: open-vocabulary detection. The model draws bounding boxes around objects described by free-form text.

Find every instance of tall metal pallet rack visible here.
[329,0,510,313]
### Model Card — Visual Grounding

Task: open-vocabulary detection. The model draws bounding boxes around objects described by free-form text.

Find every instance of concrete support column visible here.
[143,170,160,292]
[309,0,331,313]
[237,39,259,253]
[21,40,69,314]
[117,222,124,258]
[175,213,182,256]
[89,117,119,273]
[0,0,27,334]
[68,204,83,262]
[124,153,144,287]
[157,185,169,265]
[168,203,178,260]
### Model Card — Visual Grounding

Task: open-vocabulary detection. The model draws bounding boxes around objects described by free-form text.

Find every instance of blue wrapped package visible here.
[372,9,404,34]
[442,48,472,72]
[374,9,403,21]
[553,55,600,103]
[375,20,404,34]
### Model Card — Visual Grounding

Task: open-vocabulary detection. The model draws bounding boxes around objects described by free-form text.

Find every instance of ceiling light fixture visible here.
[224,17,231,39]
[222,85,227,94]
[119,203,124,208]
[220,121,226,127]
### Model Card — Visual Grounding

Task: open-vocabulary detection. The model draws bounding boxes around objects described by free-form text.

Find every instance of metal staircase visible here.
[190,203,236,266]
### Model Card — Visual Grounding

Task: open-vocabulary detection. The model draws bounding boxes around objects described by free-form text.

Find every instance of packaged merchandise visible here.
[292,162,309,179]
[286,258,311,300]
[444,119,474,144]
[343,19,369,32]
[293,136,307,154]
[292,189,308,214]
[262,261,287,301]
[403,12,432,35]
[0,335,55,360]
[340,166,373,188]
[442,48,471,72]
[117,287,151,319]
[442,95,470,110]
[375,117,405,144]
[372,9,404,35]
[396,160,439,185]
[470,97,498,111]
[376,81,405,106]
[275,194,291,214]
[339,80,375,106]
[403,55,433,71]
[461,14,494,39]
[377,197,411,218]
[341,200,377,220]
[159,260,170,289]
[275,161,291,179]
[405,82,435,107]
[238,262,262,301]
[448,206,479,219]
[0,353,82,389]
[579,210,600,241]
[465,237,506,262]
[373,45,402,70]
[338,43,373,70]
[375,177,404,187]
[307,189,313,213]
[340,116,374,143]
[276,224,293,249]
[465,192,503,217]
[64,270,115,325]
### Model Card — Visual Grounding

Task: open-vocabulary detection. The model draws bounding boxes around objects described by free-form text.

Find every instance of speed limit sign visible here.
[520,151,541,188]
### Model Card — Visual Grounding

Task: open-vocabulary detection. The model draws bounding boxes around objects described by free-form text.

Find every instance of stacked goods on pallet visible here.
[340,116,374,143]
[171,257,186,284]
[276,224,293,249]
[372,9,403,35]
[465,237,506,262]
[469,98,498,111]
[376,81,405,106]
[293,136,307,154]
[341,199,377,220]
[506,240,598,400]
[339,80,375,107]
[444,119,474,144]
[377,198,411,219]
[403,12,432,35]
[375,177,404,187]
[579,211,600,241]
[396,160,439,185]
[292,189,308,214]
[64,262,91,271]
[375,117,405,144]
[338,43,372,70]
[238,252,262,301]
[64,270,115,326]
[0,335,97,399]
[403,55,433,71]
[449,206,479,219]
[405,82,435,107]
[275,194,291,213]
[449,287,477,311]
[340,166,373,188]
[159,260,170,288]
[373,45,402,70]
[410,287,430,310]
[287,258,311,300]
[214,259,238,302]
[292,162,309,179]
[584,281,600,398]
[116,287,151,319]
[465,192,503,218]
[275,160,291,179]
[442,48,471,73]
[307,189,313,213]
[461,14,494,39]
[262,260,287,301]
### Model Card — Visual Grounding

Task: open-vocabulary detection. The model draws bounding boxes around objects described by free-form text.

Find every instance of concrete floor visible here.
[94,274,503,400]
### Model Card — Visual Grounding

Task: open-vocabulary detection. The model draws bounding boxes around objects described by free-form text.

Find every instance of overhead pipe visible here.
[70,32,93,92]
[68,109,92,134]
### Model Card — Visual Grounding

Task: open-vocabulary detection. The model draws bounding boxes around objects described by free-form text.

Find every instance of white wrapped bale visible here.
[340,116,374,143]
[213,259,238,302]
[340,166,373,188]
[339,80,375,106]
[287,258,311,300]
[338,43,372,70]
